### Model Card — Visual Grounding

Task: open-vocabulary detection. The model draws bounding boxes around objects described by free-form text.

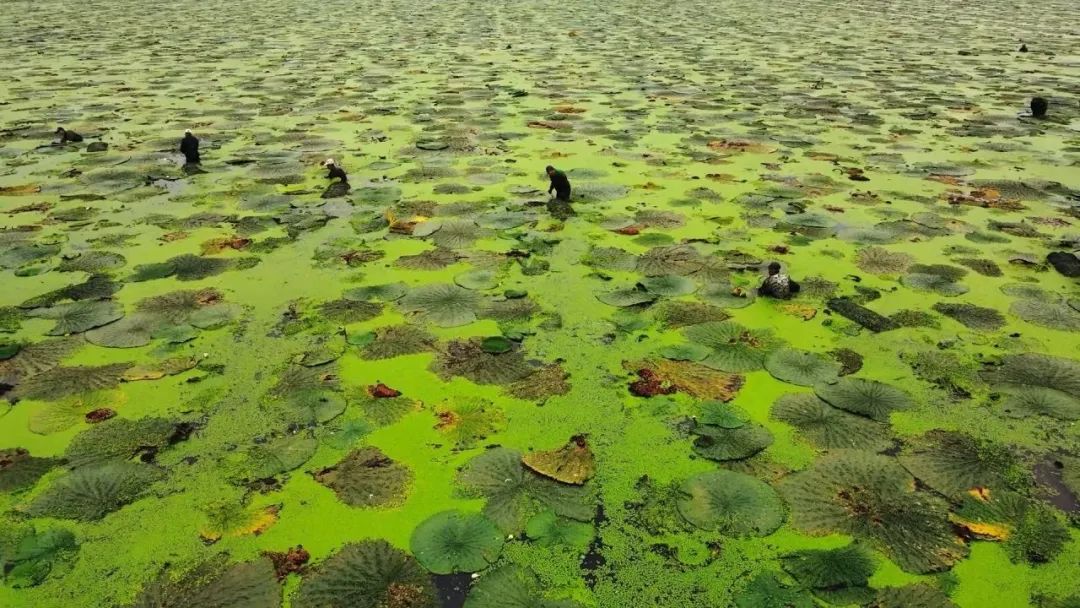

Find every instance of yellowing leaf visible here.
[522,435,595,485]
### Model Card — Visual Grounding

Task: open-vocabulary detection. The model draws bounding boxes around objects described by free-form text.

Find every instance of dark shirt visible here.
[759,274,800,299]
[180,134,200,163]
[548,170,571,199]
[327,165,348,182]
[60,130,83,143]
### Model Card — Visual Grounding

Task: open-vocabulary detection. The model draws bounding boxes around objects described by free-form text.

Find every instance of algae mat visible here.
[2,0,1080,606]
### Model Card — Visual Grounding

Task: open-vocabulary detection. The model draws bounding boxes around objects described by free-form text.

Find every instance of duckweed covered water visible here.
[2,0,1079,606]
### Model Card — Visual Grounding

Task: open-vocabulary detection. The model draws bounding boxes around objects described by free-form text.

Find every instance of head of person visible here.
[1030,97,1048,118]
[545,165,556,176]
[184,129,193,136]
[55,127,66,135]
[323,158,336,167]
[767,262,781,276]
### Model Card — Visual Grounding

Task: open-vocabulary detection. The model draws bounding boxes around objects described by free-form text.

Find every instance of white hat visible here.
[323,158,335,166]
[184,129,192,134]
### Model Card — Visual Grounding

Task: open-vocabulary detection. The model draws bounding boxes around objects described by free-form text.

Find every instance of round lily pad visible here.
[410,510,504,574]
[677,470,785,536]
[765,349,842,386]
[814,378,913,421]
[455,269,500,290]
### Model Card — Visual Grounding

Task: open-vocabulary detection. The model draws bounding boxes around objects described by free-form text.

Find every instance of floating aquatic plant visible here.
[771,393,892,450]
[410,510,504,574]
[683,321,779,372]
[779,451,967,573]
[457,448,593,533]
[29,463,165,521]
[814,377,913,422]
[314,447,412,508]
[676,470,784,536]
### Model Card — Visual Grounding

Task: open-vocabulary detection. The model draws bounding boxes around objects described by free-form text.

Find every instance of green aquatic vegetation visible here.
[506,364,571,401]
[398,283,483,327]
[636,244,703,277]
[779,451,967,573]
[890,309,941,328]
[676,470,784,536]
[227,434,318,482]
[854,246,914,275]
[84,313,168,348]
[395,247,462,270]
[128,557,282,608]
[1010,298,1080,331]
[652,301,730,329]
[691,420,774,462]
[0,448,60,493]
[410,510,504,574]
[814,377,913,422]
[764,348,842,386]
[432,338,536,386]
[735,573,815,608]
[781,542,875,590]
[63,417,179,468]
[457,448,593,533]
[359,324,436,360]
[2,0,1079,604]
[27,390,127,435]
[0,526,78,589]
[900,349,984,396]
[869,584,957,608]
[20,274,122,308]
[465,566,580,608]
[13,363,130,402]
[55,251,127,273]
[28,300,125,336]
[640,275,698,297]
[982,353,1080,398]
[771,393,892,451]
[683,321,780,372]
[582,246,638,271]
[932,302,1006,331]
[28,463,165,521]
[826,298,899,332]
[314,446,412,508]
[898,430,1024,497]
[434,398,506,448]
[900,273,968,297]
[952,491,1069,564]
[524,511,593,549]
[295,540,434,607]
[0,337,82,384]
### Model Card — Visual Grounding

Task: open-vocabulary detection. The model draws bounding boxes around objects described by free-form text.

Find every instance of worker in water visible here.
[759,262,801,299]
[546,165,571,201]
[55,127,83,143]
[324,158,348,182]
[180,129,200,164]
[1030,97,1048,119]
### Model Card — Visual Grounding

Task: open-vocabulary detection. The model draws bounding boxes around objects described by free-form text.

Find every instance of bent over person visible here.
[546,165,571,201]
[759,262,800,299]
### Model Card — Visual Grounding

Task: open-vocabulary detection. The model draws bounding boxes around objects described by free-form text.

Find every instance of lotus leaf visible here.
[676,470,784,536]
[410,510,504,574]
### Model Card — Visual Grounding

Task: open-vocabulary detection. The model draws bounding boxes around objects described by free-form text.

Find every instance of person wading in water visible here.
[180,129,201,164]
[55,127,83,143]
[546,165,571,201]
[323,158,348,182]
[759,262,801,299]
